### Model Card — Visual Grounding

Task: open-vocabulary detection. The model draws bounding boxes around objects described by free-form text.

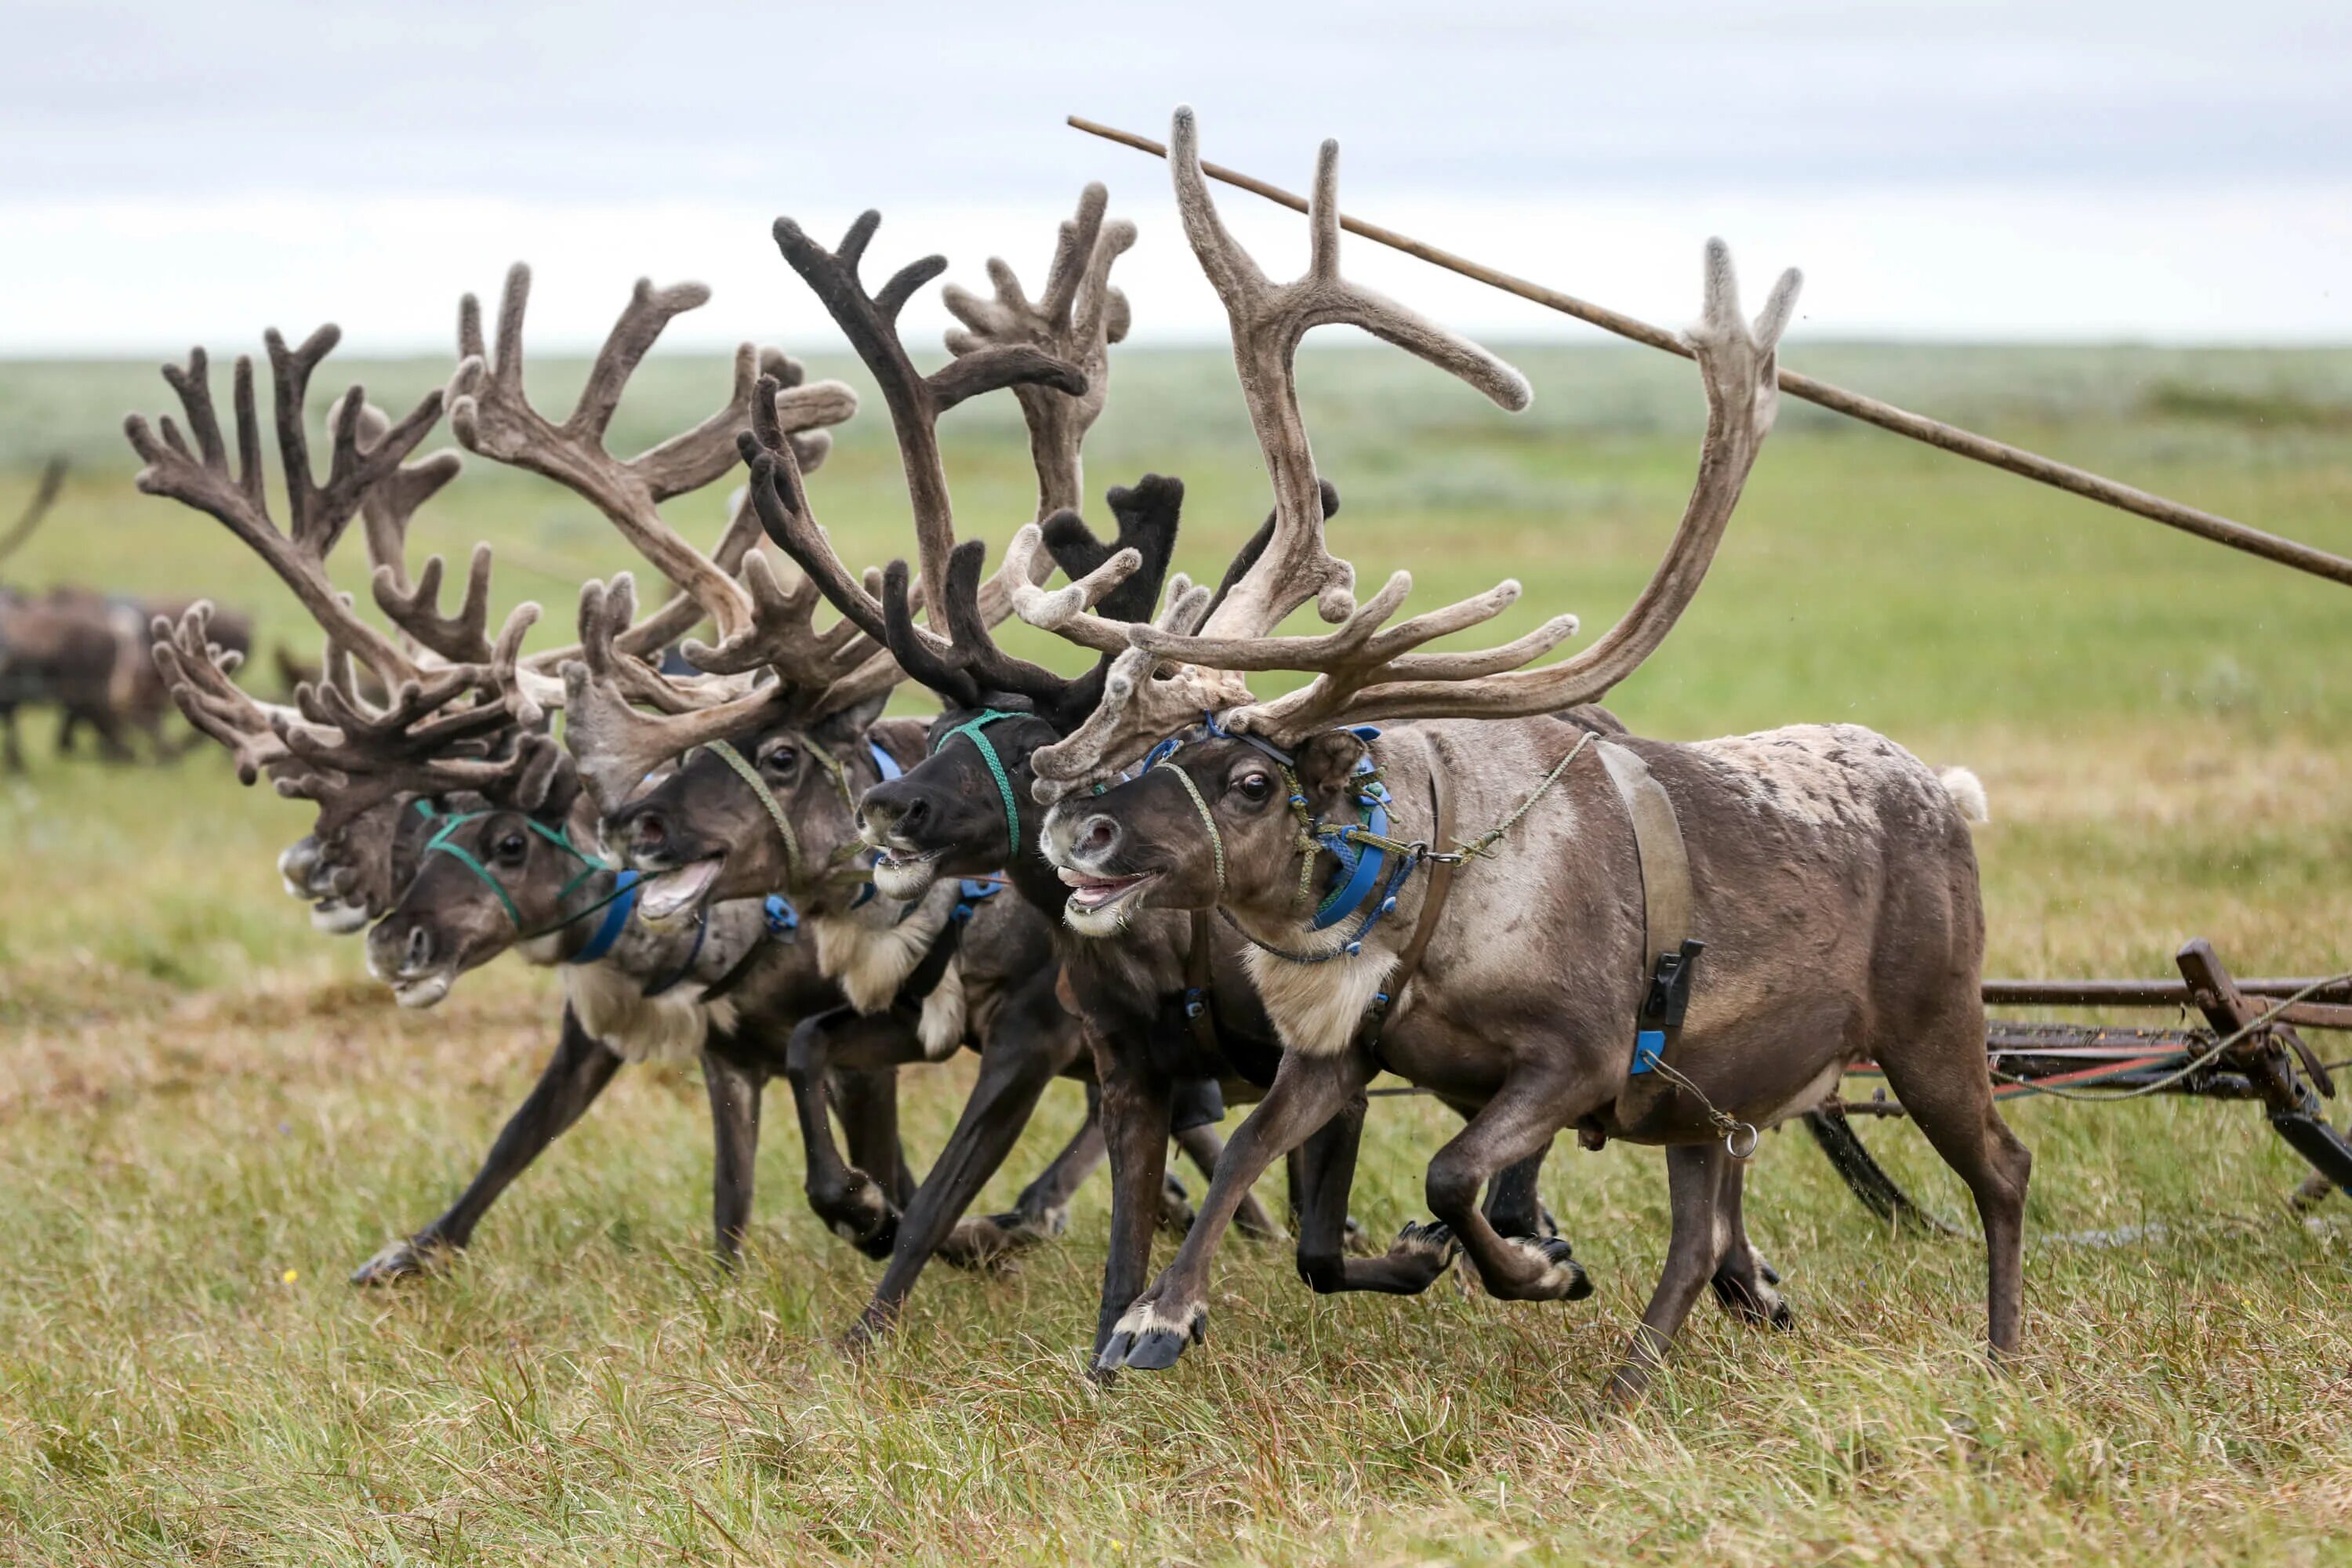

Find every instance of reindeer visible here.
[123,298,978,1280]
[1013,111,2024,1401]
[604,192,1282,1343]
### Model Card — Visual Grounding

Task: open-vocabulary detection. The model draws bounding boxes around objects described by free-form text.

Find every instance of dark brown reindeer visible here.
[609,194,1278,1342]
[1029,111,2022,1400]
[122,303,949,1282]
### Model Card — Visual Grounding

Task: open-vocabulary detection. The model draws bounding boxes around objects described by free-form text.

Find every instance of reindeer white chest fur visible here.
[808,878,967,1061]
[532,900,768,1065]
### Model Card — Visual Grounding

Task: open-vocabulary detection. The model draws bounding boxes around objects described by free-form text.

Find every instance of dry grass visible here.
[5,344,2352,1564]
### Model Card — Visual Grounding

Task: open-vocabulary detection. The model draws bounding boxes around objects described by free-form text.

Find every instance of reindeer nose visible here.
[404,924,434,972]
[861,785,926,839]
[1075,815,1120,859]
[628,810,668,849]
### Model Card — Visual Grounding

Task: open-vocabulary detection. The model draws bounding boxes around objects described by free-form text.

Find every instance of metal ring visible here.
[1724,1121,1761,1161]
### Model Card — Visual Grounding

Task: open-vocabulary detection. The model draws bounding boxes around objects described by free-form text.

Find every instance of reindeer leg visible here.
[1878,1004,2031,1360]
[830,1066,910,1210]
[985,1078,1105,1246]
[1089,1030,1175,1363]
[1294,1092,1460,1294]
[1706,1157,1793,1328]
[1423,1076,1592,1304]
[783,1007,924,1259]
[1607,1143,1737,1405]
[1482,1143,1559,1240]
[351,1005,621,1285]
[703,1047,764,1267]
[1,705,21,771]
[842,977,1083,1350]
[1099,1047,1375,1374]
[1174,1121,1282,1241]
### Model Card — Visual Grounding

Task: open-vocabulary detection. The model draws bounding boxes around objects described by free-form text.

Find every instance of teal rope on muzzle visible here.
[931,709,1025,858]
[414,800,622,938]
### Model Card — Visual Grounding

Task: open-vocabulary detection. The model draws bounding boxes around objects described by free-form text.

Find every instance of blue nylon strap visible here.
[1310,757,1392,931]
[869,741,903,782]
[568,871,641,965]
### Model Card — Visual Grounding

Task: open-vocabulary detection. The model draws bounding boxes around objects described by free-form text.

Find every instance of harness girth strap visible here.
[1596,741,1703,1126]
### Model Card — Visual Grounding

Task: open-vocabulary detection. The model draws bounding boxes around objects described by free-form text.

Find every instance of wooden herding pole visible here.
[1069,114,2352,590]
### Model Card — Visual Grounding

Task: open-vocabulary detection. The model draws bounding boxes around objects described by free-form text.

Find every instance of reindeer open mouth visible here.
[1057,866,1159,916]
[866,842,942,900]
[635,855,723,922]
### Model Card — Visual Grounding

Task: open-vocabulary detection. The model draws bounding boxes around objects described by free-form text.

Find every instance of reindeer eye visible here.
[761,744,798,774]
[495,833,528,862]
[1232,771,1273,804]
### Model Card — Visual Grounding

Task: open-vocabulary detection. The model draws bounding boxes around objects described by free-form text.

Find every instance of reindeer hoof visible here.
[988,1203,1070,1246]
[349,1236,451,1287]
[816,1171,899,1259]
[938,1217,1025,1275]
[1096,1296,1207,1373]
[1708,1257,1793,1329]
[1502,1235,1592,1301]
[1157,1173,1197,1236]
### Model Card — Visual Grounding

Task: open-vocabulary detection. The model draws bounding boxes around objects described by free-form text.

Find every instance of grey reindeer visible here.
[1017,110,2023,1403]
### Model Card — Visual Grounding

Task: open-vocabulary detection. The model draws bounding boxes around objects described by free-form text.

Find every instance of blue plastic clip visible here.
[1631,1029,1666,1076]
[763,895,799,940]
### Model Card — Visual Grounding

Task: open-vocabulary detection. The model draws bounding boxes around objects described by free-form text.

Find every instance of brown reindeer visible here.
[1020,111,2023,1400]
[605,193,1283,1341]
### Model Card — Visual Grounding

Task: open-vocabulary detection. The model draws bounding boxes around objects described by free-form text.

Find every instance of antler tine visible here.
[559,574,792,813]
[1169,107,1530,644]
[150,604,320,784]
[448,263,855,645]
[0,455,67,565]
[677,547,877,692]
[942,182,1137,518]
[739,377,898,649]
[1166,240,1799,738]
[771,209,1088,623]
[125,338,435,691]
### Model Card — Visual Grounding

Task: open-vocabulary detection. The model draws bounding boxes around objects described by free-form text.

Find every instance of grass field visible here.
[3,339,2351,1565]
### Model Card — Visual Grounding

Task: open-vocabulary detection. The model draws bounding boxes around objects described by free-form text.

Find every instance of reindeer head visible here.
[1029,110,1795,940]
[365,737,605,1007]
[604,196,1110,916]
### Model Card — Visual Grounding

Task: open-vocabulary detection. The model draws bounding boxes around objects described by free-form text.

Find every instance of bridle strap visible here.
[1163,761,1225,897]
[418,804,615,938]
[1361,768,1456,1059]
[932,709,1025,858]
[705,738,804,883]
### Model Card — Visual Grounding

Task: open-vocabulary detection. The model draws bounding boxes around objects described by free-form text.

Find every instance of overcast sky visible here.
[5,1,2347,354]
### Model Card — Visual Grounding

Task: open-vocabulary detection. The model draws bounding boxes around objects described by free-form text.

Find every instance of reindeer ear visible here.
[812,689,890,750]
[1291,730,1371,814]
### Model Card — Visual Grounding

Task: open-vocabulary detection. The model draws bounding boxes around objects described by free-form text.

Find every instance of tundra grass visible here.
[3,345,2351,1565]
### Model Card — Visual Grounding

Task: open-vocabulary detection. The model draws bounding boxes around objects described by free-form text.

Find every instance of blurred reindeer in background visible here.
[0,456,254,768]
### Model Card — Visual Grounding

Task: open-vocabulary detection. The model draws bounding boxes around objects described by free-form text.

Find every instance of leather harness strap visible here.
[1596,742,1694,975]
[1185,909,1222,1057]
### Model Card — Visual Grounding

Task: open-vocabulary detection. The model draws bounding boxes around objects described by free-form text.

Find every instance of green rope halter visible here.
[702,735,872,897]
[931,709,1025,858]
[416,801,619,937]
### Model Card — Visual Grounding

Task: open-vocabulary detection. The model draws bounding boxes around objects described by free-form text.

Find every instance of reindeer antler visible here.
[1025,108,1531,795]
[149,603,324,784]
[447,264,857,650]
[770,209,1087,623]
[125,330,445,690]
[1098,238,1798,746]
[943,183,1134,518]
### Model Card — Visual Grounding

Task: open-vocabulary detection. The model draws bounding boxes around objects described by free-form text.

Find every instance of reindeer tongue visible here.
[637,858,721,922]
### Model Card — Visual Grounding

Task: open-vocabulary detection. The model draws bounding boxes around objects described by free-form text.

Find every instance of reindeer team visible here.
[128,108,2023,1403]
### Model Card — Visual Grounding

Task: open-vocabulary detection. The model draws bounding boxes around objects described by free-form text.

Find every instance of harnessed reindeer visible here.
[604,191,1276,1344]
[1015,111,2021,1401]
[124,297,1062,1280]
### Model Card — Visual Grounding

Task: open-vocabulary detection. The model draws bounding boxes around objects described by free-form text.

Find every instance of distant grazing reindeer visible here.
[1018,111,2022,1400]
